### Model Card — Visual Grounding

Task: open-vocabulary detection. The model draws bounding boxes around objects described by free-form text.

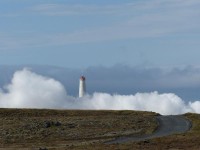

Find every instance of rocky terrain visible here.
[0,109,157,149]
[1,109,199,150]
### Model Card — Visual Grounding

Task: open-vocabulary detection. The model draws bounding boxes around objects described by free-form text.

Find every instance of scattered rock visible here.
[144,140,150,144]
[68,123,76,128]
[44,121,62,128]
[39,147,48,150]
[44,121,52,128]
[55,121,62,126]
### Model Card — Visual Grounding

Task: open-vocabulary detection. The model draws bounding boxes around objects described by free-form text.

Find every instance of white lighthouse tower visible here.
[79,76,86,98]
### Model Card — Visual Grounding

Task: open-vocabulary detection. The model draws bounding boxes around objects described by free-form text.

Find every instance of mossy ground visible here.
[84,113,200,150]
[0,109,157,149]
[1,109,199,150]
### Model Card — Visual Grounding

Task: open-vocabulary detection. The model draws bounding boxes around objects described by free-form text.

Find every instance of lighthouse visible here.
[79,76,86,98]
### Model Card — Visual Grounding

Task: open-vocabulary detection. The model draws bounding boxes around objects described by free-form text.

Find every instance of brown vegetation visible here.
[0,109,157,149]
[1,109,199,150]
[84,113,200,150]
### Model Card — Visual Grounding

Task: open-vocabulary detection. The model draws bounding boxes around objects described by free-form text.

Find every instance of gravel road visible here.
[106,115,191,144]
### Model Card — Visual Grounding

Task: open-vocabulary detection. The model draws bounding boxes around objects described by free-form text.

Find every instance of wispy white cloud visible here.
[29,0,200,16]
[0,0,200,50]
[30,2,147,16]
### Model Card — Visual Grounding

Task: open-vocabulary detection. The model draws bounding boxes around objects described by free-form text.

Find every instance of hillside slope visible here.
[0,109,157,149]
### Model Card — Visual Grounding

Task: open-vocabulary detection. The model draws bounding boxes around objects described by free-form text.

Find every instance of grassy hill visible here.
[87,113,200,150]
[0,109,158,149]
[0,109,199,150]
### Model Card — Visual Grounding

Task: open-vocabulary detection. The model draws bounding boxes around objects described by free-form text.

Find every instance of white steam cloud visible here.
[0,69,68,108]
[0,69,199,115]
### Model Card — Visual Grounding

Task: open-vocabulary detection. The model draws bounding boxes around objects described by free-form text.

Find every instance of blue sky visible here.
[0,0,200,68]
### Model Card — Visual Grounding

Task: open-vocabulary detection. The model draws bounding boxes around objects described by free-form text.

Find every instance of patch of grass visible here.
[185,113,200,133]
[0,109,158,149]
[3,109,200,150]
[72,113,200,150]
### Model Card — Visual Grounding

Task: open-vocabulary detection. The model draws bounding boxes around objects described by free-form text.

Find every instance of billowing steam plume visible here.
[0,69,199,115]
